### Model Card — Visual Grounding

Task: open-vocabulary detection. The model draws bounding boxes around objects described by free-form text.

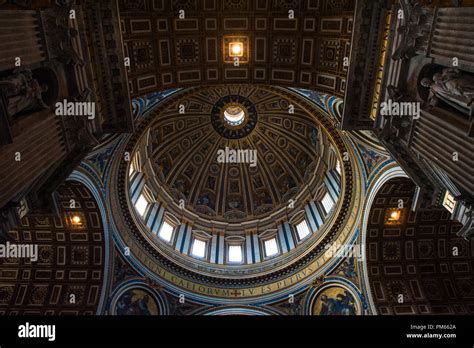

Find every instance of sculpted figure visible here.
[44,2,85,67]
[421,68,474,117]
[0,69,49,117]
[392,2,432,61]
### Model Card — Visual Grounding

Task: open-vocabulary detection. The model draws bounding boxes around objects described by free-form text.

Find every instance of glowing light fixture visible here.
[68,213,85,228]
[385,208,402,225]
[229,42,243,57]
[223,36,248,63]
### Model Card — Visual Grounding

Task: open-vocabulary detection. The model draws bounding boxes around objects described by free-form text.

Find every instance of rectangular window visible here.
[158,220,174,242]
[264,238,279,257]
[336,160,341,175]
[228,245,243,263]
[191,238,206,258]
[296,220,311,240]
[135,194,149,217]
[443,191,456,214]
[321,192,335,215]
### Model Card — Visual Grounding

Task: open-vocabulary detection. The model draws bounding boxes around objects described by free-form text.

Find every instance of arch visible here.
[197,306,281,316]
[360,165,408,314]
[0,180,107,314]
[68,168,114,315]
[364,177,474,314]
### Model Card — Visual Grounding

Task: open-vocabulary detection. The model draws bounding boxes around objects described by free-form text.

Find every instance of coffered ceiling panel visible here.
[118,0,355,98]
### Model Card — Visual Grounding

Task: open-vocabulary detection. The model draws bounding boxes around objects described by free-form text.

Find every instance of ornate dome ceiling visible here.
[108,84,363,301]
[147,85,325,222]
